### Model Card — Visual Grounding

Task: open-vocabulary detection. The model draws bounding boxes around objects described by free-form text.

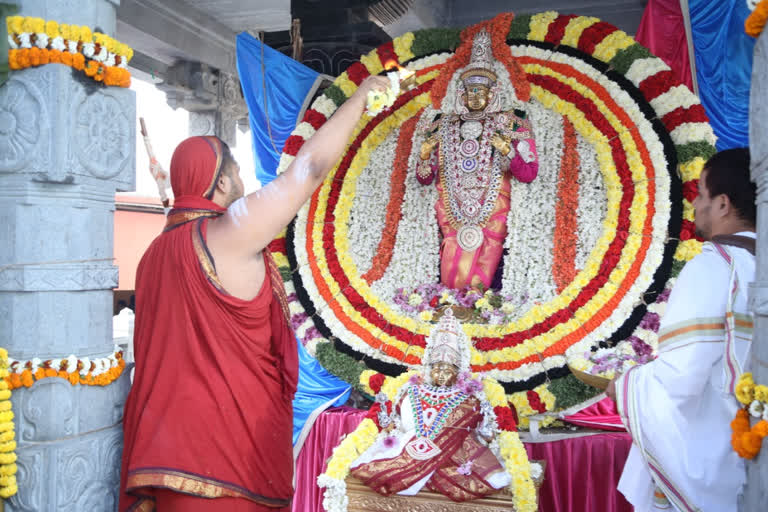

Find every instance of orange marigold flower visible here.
[20,370,34,388]
[741,431,762,459]
[8,49,20,69]
[746,0,768,38]
[9,374,21,390]
[754,420,768,438]
[61,52,73,66]
[44,368,57,378]
[68,372,79,386]
[29,47,41,66]
[72,53,85,71]
[39,49,50,65]
[57,370,68,379]
[18,49,31,68]
[33,368,45,380]
[48,49,62,64]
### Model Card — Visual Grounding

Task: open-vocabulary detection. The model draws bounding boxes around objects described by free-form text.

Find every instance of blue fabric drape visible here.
[292,338,351,446]
[688,0,755,150]
[236,32,319,185]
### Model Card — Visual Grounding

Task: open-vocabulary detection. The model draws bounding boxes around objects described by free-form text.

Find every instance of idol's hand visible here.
[420,136,438,160]
[491,133,511,155]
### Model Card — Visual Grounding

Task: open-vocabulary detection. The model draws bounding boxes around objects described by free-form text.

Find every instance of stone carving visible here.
[20,378,75,442]
[0,265,119,292]
[8,449,43,512]
[189,111,216,136]
[0,79,43,173]
[75,92,132,180]
[56,451,91,504]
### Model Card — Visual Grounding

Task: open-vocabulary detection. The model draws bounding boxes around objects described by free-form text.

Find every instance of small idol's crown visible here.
[426,309,463,367]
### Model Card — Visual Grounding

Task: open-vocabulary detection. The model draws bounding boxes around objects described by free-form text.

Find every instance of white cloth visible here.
[616,233,755,512]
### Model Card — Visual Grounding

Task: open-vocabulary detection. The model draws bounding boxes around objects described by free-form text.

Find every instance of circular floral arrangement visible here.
[272,12,715,421]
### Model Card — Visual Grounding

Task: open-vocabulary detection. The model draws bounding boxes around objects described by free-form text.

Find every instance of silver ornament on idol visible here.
[460,120,483,140]
[457,225,483,251]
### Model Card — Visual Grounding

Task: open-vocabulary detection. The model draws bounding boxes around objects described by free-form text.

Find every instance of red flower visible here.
[680,219,698,241]
[302,109,327,130]
[682,180,698,203]
[369,373,386,394]
[377,41,398,70]
[429,296,439,308]
[283,135,305,156]
[527,390,547,413]
[493,405,518,431]
[346,62,370,85]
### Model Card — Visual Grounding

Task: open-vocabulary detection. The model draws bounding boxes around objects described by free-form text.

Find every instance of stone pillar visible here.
[0,0,134,510]
[743,27,768,512]
[157,60,247,147]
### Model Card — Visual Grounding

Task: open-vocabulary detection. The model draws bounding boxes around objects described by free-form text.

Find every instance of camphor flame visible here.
[384,59,416,90]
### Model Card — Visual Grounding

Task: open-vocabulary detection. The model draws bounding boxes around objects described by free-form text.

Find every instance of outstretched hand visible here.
[351,75,391,103]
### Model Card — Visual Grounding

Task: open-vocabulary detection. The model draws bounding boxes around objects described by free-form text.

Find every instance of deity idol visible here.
[417,29,539,290]
[349,310,513,501]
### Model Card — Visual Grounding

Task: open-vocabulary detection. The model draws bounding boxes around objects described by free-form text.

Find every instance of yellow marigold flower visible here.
[393,32,415,62]
[0,463,17,477]
[754,384,768,404]
[45,20,60,38]
[7,16,24,34]
[80,26,93,43]
[736,373,755,405]
[360,50,384,75]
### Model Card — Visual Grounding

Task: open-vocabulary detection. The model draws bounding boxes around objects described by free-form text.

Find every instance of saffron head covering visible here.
[170,136,227,203]
[166,136,228,229]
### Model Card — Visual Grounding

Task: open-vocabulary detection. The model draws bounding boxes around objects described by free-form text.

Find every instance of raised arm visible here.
[210,75,390,255]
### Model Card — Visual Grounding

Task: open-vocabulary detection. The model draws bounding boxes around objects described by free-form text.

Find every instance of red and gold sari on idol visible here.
[119,136,298,512]
[350,390,510,502]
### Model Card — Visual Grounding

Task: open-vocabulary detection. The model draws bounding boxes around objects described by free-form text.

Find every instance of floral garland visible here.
[274,12,714,425]
[4,346,126,390]
[6,16,132,87]
[746,0,768,38]
[732,372,768,459]
[0,349,17,499]
[317,370,538,512]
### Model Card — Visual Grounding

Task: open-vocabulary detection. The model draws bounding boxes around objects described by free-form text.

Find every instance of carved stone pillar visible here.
[0,0,134,509]
[743,27,768,512]
[157,60,247,147]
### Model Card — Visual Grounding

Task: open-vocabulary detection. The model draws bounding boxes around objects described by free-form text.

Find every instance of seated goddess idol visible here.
[340,309,540,503]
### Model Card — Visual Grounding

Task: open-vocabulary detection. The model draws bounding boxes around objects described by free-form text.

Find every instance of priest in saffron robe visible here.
[120,76,389,511]
[350,310,512,501]
[608,148,756,512]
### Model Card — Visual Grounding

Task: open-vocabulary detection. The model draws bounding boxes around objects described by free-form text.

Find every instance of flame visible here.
[384,59,415,80]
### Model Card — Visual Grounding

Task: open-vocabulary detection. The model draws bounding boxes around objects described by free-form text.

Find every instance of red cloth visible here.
[563,397,626,431]
[635,0,694,90]
[120,136,298,510]
[293,407,633,512]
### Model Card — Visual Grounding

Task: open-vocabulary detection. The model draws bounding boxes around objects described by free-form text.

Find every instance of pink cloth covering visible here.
[292,407,633,512]
[635,0,694,90]
[563,397,626,431]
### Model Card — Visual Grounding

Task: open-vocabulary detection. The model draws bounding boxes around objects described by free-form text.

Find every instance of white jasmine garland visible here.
[670,122,717,147]
[50,35,65,51]
[7,34,18,50]
[624,58,671,88]
[293,122,317,140]
[82,42,95,58]
[34,32,48,49]
[18,32,31,49]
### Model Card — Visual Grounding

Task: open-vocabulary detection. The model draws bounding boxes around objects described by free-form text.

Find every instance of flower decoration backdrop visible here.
[271,13,714,423]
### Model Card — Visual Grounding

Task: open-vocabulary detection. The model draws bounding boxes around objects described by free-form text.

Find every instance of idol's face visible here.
[465,85,490,112]
[430,362,459,387]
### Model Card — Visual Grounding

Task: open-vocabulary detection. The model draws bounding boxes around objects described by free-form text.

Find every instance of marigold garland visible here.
[0,349,17,498]
[746,0,768,38]
[5,347,126,390]
[6,16,132,87]
[732,372,768,459]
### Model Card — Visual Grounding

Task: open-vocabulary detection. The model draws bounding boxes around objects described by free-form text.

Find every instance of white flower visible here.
[50,36,66,51]
[749,400,764,418]
[35,33,48,49]
[7,34,18,50]
[79,357,91,376]
[18,33,31,49]
[105,53,116,67]
[67,40,78,53]
[31,357,42,372]
[530,461,543,480]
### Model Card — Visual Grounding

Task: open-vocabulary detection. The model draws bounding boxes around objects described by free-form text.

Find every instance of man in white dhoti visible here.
[607,148,757,512]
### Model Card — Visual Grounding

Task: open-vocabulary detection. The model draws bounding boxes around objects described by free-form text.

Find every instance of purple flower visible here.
[287,293,298,303]
[656,288,672,303]
[628,335,653,358]
[639,312,660,332]
[457,461,474,475]
[383,435,397,449]
[302,327,321,343]
[409,374,423,386]
[291,312,309,330]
